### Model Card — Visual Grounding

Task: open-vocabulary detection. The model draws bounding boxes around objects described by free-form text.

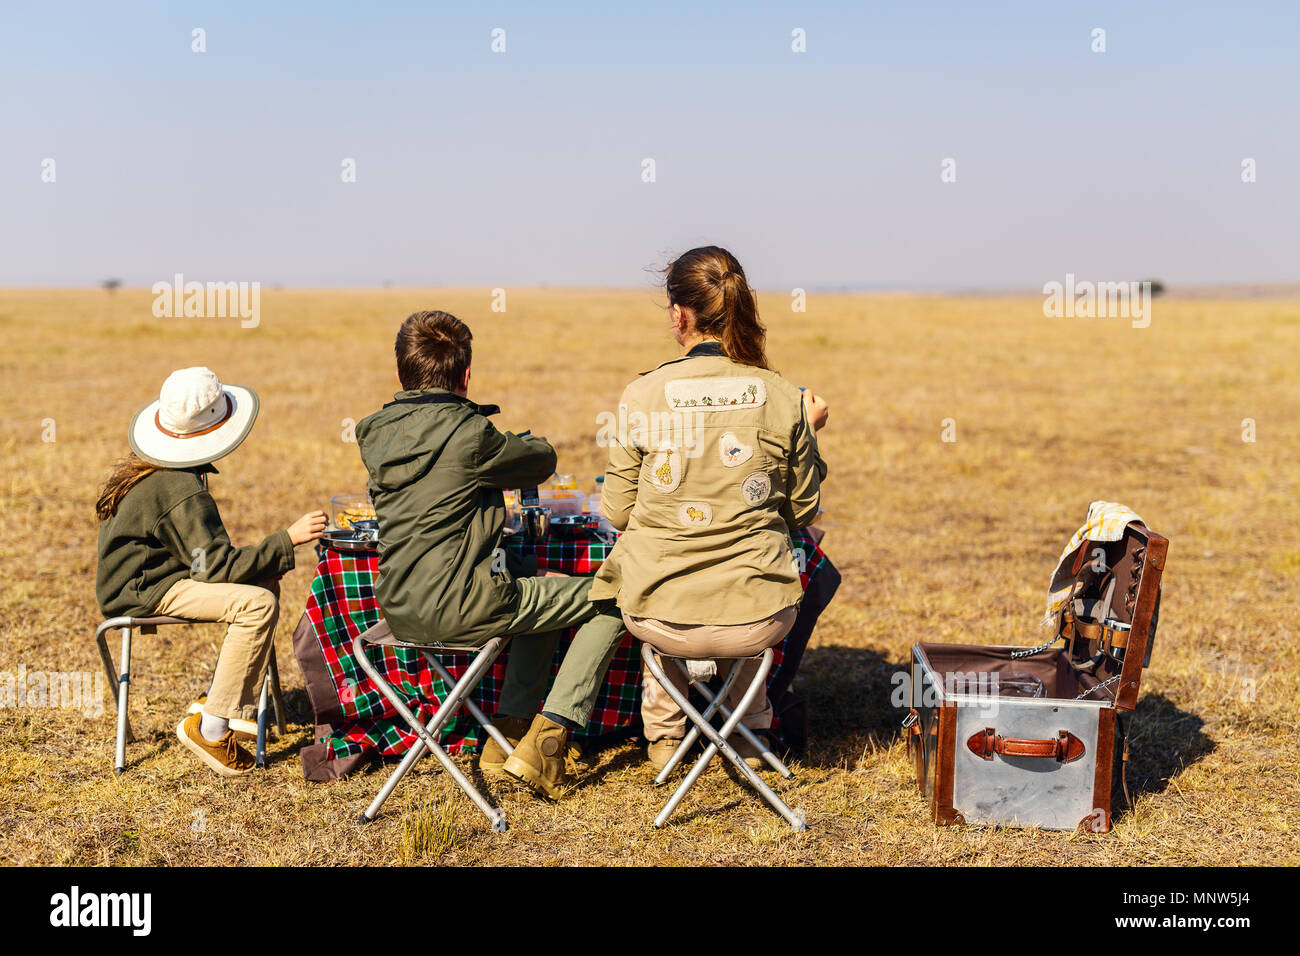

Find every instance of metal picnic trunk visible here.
[906,520,1168,833]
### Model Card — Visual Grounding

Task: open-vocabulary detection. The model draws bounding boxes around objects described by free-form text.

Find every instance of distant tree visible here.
[102,278,122,293]
[1141,279,1165,297]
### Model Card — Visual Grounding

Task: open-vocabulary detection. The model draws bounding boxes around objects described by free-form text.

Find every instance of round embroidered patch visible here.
[718,432,753,468]
[739,471,771,506]
[647,443,683,493]
[678,502,713,527]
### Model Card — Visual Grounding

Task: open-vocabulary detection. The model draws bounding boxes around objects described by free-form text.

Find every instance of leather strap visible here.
[1061,613,1129,651]
[905,708,922,755]
[967,728,1086,763]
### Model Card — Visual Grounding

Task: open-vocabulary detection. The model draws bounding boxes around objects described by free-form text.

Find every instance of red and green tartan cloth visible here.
[293,530,828,764]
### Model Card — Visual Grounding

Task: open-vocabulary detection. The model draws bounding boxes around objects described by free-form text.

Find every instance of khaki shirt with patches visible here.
[590,344,827,624]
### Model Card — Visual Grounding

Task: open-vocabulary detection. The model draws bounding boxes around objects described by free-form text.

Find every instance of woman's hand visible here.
[803,391,830,431]
[288,510,328,545]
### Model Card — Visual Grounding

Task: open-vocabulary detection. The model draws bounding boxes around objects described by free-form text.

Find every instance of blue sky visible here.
[1,1,1296,289]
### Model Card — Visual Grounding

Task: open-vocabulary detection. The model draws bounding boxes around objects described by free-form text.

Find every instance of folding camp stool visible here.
[94,616,287,773]
[641,644,807,831]
[351,622,515,833]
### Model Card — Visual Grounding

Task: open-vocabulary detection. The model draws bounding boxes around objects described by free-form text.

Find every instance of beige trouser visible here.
[152,578,280,722]
[626,607,798,743]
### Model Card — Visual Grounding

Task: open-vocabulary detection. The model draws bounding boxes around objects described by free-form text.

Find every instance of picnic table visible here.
[291,528,831,780]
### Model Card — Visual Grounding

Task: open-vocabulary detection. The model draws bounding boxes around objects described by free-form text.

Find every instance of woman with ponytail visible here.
[590,245,830,771]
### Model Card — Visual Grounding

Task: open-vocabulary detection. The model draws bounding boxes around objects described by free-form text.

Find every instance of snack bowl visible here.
[331,493,376,529]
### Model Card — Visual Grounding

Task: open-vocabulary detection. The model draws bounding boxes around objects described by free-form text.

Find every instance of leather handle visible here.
[966,728,1086,763]
[904,708,922,755]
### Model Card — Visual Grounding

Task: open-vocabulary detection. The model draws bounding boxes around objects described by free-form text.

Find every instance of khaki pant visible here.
[626,607,798,743]
[152,578,280,722]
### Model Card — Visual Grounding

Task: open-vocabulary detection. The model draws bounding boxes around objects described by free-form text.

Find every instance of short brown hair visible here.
[395,310,473,390]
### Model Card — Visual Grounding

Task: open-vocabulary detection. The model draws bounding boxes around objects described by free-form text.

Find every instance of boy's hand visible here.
[803,391,830,431]
[288,510,328,545]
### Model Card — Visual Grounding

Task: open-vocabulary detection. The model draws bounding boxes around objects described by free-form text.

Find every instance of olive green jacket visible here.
[355,389,556,645]
[96,466,295,618]
[590,343,827,624]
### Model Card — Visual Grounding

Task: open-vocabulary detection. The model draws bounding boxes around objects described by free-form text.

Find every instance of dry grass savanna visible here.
[2,287,1298,866]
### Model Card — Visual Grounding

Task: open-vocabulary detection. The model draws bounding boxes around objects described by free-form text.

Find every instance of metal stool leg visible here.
[424,654,514,759]
[654,654,742,784]
[256,670,271,768]
[114,626,133,773]
[354,634,510,832]
[643,646,807,832]
[686,667,794,778]
[96,620,135,752]
[268,647,288,734]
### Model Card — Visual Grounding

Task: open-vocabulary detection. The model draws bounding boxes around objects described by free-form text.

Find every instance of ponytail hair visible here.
[96,453,160,520]
[664,246,769,369]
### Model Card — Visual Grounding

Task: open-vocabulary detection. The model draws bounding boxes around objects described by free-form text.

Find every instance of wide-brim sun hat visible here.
[129,366,259,468]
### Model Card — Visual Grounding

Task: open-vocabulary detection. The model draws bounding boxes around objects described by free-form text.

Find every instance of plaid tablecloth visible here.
[292,529,829,779]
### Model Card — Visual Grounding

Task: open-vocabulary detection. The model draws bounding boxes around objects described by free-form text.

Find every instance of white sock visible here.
[199,710,230,742]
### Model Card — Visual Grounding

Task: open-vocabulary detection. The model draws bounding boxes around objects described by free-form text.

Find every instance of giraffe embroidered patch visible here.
[678,502,713,527]
[739,471,772,506]
[718,432,754,468]
[663,377,766,411]
[647,444,684,493]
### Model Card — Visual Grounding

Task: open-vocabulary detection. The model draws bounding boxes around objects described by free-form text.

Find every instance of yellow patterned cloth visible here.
[1042,500,1144,626]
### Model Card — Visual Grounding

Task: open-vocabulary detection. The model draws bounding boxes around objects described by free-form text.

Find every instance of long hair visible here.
[663,245,769,369]
[96,453,161,520]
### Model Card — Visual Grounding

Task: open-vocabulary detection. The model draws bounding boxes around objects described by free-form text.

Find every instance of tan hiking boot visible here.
[647,738,685,772]
[478,715,533,775]
[501,714,572,799]
[175,712,256,777]
[731,732,772,771]
[187,696,259,741]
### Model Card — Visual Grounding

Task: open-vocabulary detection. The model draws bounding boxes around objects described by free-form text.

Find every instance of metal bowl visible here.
[550,514,601,538]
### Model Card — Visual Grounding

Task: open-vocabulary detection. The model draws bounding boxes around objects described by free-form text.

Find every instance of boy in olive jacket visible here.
[354,310,625,799]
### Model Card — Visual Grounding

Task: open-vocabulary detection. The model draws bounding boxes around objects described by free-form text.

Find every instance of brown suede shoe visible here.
[647,737,685,773]
[186,696,259,741]
[501,714,571,799]
[478,715,533,775]
[175,712,256,777]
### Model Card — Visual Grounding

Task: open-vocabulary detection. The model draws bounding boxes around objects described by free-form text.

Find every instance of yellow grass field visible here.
[2,287,1298,866]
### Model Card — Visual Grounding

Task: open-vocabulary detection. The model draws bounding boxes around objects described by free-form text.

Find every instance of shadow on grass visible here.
[1123,693,1215,800]
[796,643,905,769]
[279,686,316,726]
[571,729,643,788]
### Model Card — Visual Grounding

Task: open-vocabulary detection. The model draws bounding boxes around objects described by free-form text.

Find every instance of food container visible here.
[331,493,376,530]
[539,488,586,516]
[584,494,617,537]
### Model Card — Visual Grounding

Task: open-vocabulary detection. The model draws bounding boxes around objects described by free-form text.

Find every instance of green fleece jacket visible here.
[96,466,295,618]
[355,389,556,645]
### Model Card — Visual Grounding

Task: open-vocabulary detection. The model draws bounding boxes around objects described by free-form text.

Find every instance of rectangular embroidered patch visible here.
[664,377,766,411]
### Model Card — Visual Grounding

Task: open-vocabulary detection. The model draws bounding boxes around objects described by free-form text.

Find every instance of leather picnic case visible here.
[905,519,1168,832]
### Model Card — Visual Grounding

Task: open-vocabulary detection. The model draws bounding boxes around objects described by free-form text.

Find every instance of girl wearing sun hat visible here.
[95,367,327,777]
